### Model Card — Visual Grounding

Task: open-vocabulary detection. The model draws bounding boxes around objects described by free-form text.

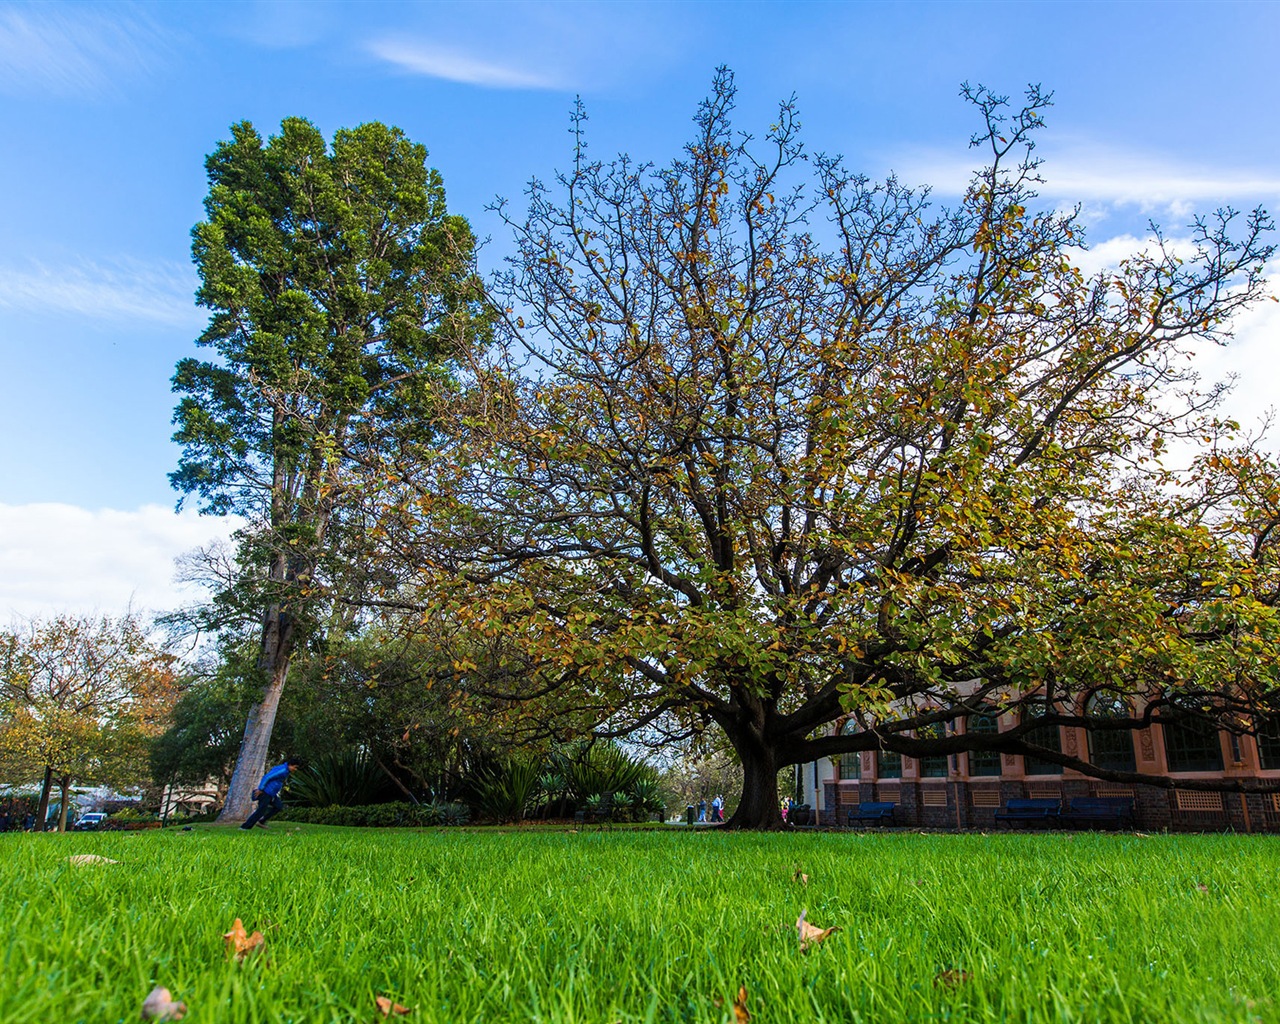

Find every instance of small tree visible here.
[0,615,177,830]
[171,117,487,821]
[386,73,1276,828]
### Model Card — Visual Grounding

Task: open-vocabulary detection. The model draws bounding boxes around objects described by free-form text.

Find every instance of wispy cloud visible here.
[0,257,201,327]
[0,503,242,621]
[0,5,172,98]
[890,143,1280,213]
[368,38,562,90]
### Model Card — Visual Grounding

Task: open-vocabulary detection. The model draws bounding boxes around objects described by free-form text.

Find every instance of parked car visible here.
[72,813,107,831]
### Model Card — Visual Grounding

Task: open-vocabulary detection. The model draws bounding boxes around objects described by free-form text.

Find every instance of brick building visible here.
[797,700,1280,832]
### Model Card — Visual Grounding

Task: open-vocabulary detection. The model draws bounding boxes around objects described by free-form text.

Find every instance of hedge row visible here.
[276,801,471,828]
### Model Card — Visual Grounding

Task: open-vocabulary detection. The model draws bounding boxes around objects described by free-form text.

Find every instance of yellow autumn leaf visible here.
[222,918,265,961]
[796,910,840,952]
[68,854,118,866]
[376,995,413,1016]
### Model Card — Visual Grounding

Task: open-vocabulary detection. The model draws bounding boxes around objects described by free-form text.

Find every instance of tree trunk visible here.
[722,741,786,830]
[216,605,294,823]
[57,775,71,832]
[34,766,53,832]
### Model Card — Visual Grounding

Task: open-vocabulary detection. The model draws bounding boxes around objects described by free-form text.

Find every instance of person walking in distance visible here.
[239,761,300,830]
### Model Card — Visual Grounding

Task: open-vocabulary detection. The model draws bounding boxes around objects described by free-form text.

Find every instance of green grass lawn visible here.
[2,826,1277,1023]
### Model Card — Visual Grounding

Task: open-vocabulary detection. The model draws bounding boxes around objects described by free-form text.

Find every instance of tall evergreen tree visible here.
[171,117,486,821]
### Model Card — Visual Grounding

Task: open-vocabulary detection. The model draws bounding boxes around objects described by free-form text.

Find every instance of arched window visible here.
[967,710,1002,776]
[1085,692,1136,772]
[1161,699,1224,772]
[1023,699,1063,775]
[917,720,948,777]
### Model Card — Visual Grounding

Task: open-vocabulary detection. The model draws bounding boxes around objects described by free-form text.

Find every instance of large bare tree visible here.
[383,73,1276,828]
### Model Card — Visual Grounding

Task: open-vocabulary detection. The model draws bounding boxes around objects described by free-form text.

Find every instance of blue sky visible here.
[2,0,1279,617]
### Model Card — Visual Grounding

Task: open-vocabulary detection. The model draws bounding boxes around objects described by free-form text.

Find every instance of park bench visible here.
[993,798,1060,828]
[847,801,896,827]
[789,804,815,827]
[1059,796,1134,830]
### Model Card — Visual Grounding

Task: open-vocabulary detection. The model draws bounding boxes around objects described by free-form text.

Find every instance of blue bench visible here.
[993,798,1060,827]
[1060,796,1134,830]
[847,801,896,827]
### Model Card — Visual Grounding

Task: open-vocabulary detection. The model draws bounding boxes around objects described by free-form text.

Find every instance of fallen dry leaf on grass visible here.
[68,854,119,865]
[223,918,265,960]
[791,867,809,886]
[933,969,973,989]
[140,986,187,1021]
[796,910,840,952]
[1196,884,1210,892]
[375,995,412,1016]
[712,985,750,1023]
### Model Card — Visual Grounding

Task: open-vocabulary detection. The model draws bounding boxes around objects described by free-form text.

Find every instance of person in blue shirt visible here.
[239,761,300,830]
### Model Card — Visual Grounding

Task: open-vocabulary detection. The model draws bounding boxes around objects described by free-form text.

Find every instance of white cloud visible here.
[0,257,201,327]
[1062,235,1280,441]
[0,503,242,622]
[0,6,171,97]
[1064,233,1202,279]
[1193,269,1280,441]
[367,38,561,90]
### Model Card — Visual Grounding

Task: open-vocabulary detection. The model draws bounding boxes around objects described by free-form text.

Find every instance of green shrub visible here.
[437,800,470,826]
[277,801,468,828]
[472,758,542,823]
[629,779,664,818]
[289,750,387,807]
[110,808,158,823]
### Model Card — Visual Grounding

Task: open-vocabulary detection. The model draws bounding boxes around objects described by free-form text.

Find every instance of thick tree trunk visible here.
[56,775,71,832]
[216,605,294,823]
[722,742,787,830]
[34,765,53,832]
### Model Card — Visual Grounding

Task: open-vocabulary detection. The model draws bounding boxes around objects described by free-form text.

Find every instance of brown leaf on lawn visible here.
[796,910,840,952]
[69,854,119,865]
[222,918,265,960]
[712,985,750,1023]
[375,995,412,1016]
[1196,884,1210,892]
[933,969,973,989]
[140,986,187,1021]
[791,866,809,886]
